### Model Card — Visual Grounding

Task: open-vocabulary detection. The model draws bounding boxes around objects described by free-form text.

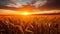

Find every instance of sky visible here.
[0,0,60,10]
[0,0,32,7]
[0,0,60,15]
[0,0,47,8]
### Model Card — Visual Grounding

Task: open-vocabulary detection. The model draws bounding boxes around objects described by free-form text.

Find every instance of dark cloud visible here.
[38,0,60,10]
[0,0,10,5]
[0,0,21,7]
[47,0,60,5]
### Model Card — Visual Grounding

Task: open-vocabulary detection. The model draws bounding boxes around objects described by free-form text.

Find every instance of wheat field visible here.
[0,15,60,34]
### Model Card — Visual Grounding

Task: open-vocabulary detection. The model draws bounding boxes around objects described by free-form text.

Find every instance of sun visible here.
[22,12,30,15]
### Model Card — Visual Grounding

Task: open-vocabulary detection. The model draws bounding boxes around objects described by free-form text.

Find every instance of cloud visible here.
[33,0,47,8]
[0,0,47,8]
[0,0,22,8]
[0,0,60,8]
[0,0,32,8]
[0,0,10,5]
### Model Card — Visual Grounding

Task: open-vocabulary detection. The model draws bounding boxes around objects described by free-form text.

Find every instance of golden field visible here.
[0,15,60,34]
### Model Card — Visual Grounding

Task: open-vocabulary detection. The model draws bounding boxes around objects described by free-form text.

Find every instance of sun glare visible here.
[21,12,30,15]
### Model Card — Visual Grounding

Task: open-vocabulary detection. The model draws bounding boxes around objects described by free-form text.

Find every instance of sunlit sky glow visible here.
[0,9,60,15]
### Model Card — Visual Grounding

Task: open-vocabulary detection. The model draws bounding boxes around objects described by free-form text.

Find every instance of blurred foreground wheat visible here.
[0,15,60,34]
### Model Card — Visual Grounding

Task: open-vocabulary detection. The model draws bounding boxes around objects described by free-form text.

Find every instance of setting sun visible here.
[21,12,30,15]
